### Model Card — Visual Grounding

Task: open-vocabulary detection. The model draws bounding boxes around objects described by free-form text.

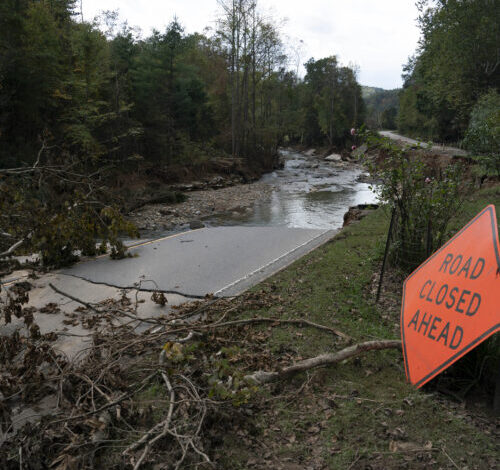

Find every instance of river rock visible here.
[324,153,342,162]
[304,149,316,156]
[351,144,368,159]
[189,220,205,229]
[343,204,379,226]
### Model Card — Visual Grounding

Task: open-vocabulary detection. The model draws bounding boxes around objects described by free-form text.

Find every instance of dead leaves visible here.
[40,302,60,314]
[51,454,79,470]
[151,291,167,306]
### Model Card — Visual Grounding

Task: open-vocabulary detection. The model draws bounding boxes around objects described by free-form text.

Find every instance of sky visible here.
[81,0,421,89]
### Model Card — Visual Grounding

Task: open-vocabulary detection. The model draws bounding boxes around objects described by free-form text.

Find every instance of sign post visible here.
[401,205,500,388]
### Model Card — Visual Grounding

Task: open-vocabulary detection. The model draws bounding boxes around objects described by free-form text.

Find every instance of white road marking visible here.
[214,229,334,296]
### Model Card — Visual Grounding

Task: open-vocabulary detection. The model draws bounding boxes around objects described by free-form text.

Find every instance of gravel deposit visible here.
[129,181,273,232]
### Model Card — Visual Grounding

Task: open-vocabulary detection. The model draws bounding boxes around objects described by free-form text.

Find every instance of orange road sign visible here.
[401,205,500,388]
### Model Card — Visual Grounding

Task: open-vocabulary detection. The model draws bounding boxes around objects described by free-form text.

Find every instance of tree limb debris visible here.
[0,237,26,258]
[128,350,177,470]
[163,316,349,340]
[244,340,402,384]
[49,283,99,312]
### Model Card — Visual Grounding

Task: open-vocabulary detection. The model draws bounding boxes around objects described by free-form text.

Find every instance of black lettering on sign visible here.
[428,316,441,340]
[438,254,485,279]
[439,253,453,273]
[446,287,458,309]
[456,290,471,314]
[465,293,481,316]
[470,258,485,280]
[418,312,432,335]
[408,310,420,330]
[407,309,463,350]
[457,257,472,277]
[419,280,431,299]
[449,255,463,275]
[435,284,448,305]
[449,326,463,350]
[436,322,450,346]
[426,282,436,302]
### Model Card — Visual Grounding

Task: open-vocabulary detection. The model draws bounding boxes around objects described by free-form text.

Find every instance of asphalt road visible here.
[62,226,335,297]
[379,130,468,156]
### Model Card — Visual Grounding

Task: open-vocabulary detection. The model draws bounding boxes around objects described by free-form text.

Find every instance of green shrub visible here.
[463,89,500,175]
[361,131,467,272]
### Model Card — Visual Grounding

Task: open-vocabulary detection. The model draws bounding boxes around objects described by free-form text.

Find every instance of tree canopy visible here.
[0,0,364,173]
[398,0,500,142]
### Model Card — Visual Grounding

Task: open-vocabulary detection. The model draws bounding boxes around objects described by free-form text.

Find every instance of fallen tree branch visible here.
[245,340,402,384]
[49,283,99,312]
[163,317,349,340]
[49,283,168,326]
[49,373,156,425]
[0,238,25,258]
[129,349,176,470]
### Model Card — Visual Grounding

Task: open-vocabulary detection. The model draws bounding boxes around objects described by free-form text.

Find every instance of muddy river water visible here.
[207,148,377,230]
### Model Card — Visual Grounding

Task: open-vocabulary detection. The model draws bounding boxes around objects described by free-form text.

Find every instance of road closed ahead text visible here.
[401,205,500,388]
[407,253,486,350]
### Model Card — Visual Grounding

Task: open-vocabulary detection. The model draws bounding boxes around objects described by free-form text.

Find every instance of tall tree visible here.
[399,0,500,140]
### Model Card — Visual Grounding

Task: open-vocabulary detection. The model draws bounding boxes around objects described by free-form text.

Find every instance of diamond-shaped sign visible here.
[401,205,500,387]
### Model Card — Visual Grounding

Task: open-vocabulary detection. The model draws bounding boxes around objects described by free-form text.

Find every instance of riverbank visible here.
[129,180,274,232]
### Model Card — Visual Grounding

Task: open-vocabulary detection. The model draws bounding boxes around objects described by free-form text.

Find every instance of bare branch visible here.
[245,340,402,384]
[49,283,99,313]
[0,237,25,258]
[127,349,177,470]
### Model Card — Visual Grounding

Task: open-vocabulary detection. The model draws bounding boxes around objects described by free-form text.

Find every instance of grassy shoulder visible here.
[214,185,499,469]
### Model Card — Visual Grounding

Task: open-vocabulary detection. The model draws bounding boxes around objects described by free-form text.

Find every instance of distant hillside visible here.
[362,86,400,129]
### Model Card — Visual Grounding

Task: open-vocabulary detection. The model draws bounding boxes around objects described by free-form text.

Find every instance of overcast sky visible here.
[81,0,421,89]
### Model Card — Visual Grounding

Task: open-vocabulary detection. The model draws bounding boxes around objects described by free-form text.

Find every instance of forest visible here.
[0,0,363,173]
[398,0,500,149]
[362,86,399,130]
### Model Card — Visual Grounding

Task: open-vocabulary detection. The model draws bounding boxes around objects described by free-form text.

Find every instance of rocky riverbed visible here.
[129,181,274,232]
[129,147,379,233]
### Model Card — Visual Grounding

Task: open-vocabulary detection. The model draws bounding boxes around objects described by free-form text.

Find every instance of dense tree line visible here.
[362,87,399,130]
[398,0,500,143]
[0,0,363,174]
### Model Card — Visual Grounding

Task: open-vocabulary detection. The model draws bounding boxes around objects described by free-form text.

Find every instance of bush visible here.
[463,89,500,175]
[361,131,467,272]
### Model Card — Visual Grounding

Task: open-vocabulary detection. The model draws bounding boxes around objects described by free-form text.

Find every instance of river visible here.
[206,148,377,230]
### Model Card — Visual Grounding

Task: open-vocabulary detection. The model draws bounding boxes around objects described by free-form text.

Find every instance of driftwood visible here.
[245,340,402,384]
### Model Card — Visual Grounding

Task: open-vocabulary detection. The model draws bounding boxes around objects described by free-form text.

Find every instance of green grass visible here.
[216,186,500,469]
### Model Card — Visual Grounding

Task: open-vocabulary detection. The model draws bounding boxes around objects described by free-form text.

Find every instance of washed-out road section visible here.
[2,226,334,431]
[62,226,335,297]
